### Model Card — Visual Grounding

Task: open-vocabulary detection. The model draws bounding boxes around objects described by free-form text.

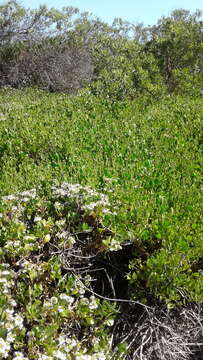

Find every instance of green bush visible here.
[0,88,202,359]
[0,183,120,359]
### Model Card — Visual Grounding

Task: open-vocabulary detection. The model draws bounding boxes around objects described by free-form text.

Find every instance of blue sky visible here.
[18,0,202,25]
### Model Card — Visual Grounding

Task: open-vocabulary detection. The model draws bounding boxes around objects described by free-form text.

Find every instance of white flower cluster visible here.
[108,238,122,251]
[0,183,120,359]
[2,183,115,221]
[3,188,37,203]
[36,337,108,360]
[17,259,45,277]
[0,265,25,358]
[52,183,112,215]
[0,338,11,359]
[0,203,25,230]
[43,293,75,316]
[59,293,75,304]
[0,264,110,360]
[52,183,83,199]
[56,231,76,248]
[79,296,98,310]
[74,354,106,360]
[4,240,21,249]
[0,266,15,295]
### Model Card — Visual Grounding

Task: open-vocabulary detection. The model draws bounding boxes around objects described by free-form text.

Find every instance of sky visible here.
[4,0,203,25]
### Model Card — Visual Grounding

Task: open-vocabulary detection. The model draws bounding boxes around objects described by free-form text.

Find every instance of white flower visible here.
[4,321,14,331]
[53,350,66,360]
[63,183,81,194]
[90,336,99,346]
[5,308,14,321]
[56,231,69,240]
[34,216,42,223]
[109,239,122,251]
[75,355,91,360]
[76,281,85,295]
[19,189,36,199]
[8,298,17,307]
[2,287,10,294]
[21,197,30,202]
[50,296,58,305]
[13,314,24,329]
[4,241,14,248]
[66,338,77,349]
[81,203,97,211]
[2,194,16,201]
[0,278,7,284]
[84,275,92,283]
[13,241,21,248]
[54,202,63,210]
[43,300,52,310]
[0,263,10,268]
[6,331,15,343]
[58,334,68,346]
[13,351,29,360]
[59,294,74,304]
[105,318,114,326]
[89,296,98,310]
[38,355,53,360]
[94,354,106,360]
[0,337,10,357]
[83,186,98,196]
[79,297,89,306]
[102,208,116,215]
[1,270,10,276]
[52,188,68,197]
[66,236,76,247]
[24,235,35,241]
[55,219,66,227]
[58,306,65,313]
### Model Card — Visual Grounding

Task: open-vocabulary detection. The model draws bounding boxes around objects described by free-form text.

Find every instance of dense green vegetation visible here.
[0,1,203,359]
[0,88,202,359]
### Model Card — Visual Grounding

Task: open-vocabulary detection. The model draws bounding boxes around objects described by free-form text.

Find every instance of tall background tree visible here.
[144,9,203,94]
[0,1,202,96]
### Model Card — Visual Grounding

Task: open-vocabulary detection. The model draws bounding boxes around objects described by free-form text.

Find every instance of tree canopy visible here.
[0,1,202,96]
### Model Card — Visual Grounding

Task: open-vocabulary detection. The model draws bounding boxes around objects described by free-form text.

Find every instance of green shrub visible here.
[0,183,120,359]
[0,88,202,359]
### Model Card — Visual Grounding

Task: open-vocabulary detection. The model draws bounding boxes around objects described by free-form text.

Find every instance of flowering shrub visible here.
[0,184,122,359]
[0,89,202,359]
